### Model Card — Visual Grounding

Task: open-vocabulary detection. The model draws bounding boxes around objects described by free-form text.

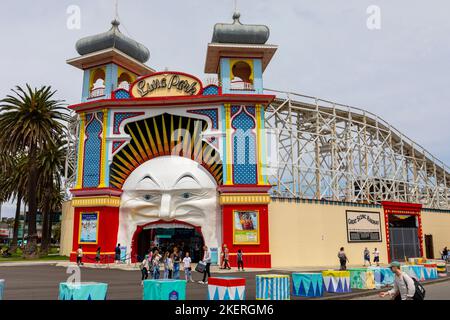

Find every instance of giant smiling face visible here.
[117,156,220,254]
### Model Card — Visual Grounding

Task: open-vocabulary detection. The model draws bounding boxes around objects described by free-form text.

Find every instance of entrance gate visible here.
[382,201,423,262]
[389,227,421,261]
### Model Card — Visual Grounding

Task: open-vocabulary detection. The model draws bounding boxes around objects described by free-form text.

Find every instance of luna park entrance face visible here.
[136,223,204,262]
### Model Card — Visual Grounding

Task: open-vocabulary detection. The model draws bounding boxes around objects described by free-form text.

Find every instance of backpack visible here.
[403,276,426,300]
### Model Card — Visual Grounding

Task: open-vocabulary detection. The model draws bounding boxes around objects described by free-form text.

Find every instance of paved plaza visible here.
[0,263,449,300]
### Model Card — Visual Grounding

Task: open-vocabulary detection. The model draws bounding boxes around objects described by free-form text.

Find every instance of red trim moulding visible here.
[70,187,123,197]
[208,277,246,287]
[217,185,272,193]
[68,94,276,113]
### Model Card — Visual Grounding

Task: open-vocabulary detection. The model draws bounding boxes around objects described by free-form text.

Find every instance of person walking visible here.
[222,244,231,270]
[183,252,194,282]
[173,248,181,279]
[147,250,154,279]
[168,253,174,279]
[363,247,371,266]
[237,249,244,271]
[114,243,121,264]
[152,250,162,279]
[76,245,83,266]
[338,247,349,270]
[95,247,101,266]
[199,245,211,284]
[163,252,170,279]
[442,246,448,261]
[379,261,417,300]
[373,248,380,266]
[140,254,149,285]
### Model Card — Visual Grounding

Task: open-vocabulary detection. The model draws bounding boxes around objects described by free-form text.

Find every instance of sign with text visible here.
[233,210,260,245]
[130,72,203,98]
[79,212,99,244]
[346,210,382,242]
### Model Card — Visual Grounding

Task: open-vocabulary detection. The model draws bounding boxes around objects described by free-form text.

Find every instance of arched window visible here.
[89,68,106,98]
[231,61,254,91]
[118,72,132,90]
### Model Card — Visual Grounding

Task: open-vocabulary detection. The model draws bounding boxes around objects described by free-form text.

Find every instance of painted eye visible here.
[181,192,191,199]
[143,194,153,201]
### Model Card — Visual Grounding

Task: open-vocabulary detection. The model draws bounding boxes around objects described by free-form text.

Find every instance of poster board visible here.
[233,210,260,245]
[78,212,99,244]
[346,210,382,242]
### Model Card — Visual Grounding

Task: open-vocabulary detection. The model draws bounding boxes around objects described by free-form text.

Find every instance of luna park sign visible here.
[130,72,203,98]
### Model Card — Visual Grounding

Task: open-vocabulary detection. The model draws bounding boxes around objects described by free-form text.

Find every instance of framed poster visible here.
[79,212,99,244]
[233,210,260,245]
[346,210,382,242]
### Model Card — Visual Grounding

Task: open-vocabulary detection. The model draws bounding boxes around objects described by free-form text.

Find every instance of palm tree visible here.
[0,85,68,258]
[38,138,66,255]
[0,153,28,252]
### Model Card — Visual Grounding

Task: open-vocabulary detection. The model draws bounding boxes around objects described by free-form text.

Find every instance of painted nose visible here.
[159,194,172,219]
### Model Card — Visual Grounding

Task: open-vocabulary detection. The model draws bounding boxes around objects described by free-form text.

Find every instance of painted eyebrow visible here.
[139,175,160,188]
[173,173,201,187]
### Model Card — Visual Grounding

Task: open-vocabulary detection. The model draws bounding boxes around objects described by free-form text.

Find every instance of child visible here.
[237,249,244,271]
[223,244,231,270]
[373,248,380,266]
[183,252,194,282]
[95,247,101,266]
[76,245,83,266]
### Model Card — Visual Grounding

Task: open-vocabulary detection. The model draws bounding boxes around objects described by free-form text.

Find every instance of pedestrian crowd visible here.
[139,243,245,285]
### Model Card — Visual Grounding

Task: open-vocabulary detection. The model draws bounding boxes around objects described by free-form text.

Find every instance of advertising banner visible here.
[233,210,259,245]
[79,212,99,244]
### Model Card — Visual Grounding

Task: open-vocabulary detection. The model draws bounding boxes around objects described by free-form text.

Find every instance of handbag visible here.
[195,261,206,273]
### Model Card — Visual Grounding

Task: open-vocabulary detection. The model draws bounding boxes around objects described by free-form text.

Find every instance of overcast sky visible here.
[1,0,449,217]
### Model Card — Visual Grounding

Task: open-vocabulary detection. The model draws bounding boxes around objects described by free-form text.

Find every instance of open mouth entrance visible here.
[135,221,204,263]
[389,214,421,261]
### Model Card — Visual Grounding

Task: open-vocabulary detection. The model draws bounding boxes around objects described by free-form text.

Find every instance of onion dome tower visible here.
[205,11,277,94]
[67,19,155,102]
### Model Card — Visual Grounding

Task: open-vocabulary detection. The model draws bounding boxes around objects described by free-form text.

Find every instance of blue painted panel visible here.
[83,114,102,188]
[232,110,257,184]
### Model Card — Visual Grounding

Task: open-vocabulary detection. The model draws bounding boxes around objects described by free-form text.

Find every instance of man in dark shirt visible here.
[115,243,121,264]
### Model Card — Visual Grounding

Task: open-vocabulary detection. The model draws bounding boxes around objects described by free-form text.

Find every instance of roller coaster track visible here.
[265,89,449,209]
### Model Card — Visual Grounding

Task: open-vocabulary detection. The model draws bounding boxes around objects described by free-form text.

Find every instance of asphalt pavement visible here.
[0,264,449,300]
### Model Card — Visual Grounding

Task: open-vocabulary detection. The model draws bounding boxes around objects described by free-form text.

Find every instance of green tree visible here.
[38,138,66,255]
[0,85,68,258]
[0,153,28,252]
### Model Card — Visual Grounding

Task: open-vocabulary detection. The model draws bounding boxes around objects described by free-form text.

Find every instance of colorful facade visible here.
[66,15,277,267]
[60,14,450,269]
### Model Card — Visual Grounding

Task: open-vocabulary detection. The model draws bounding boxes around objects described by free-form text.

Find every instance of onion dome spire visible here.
[75,19,150,63]
[212,11,270,44]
